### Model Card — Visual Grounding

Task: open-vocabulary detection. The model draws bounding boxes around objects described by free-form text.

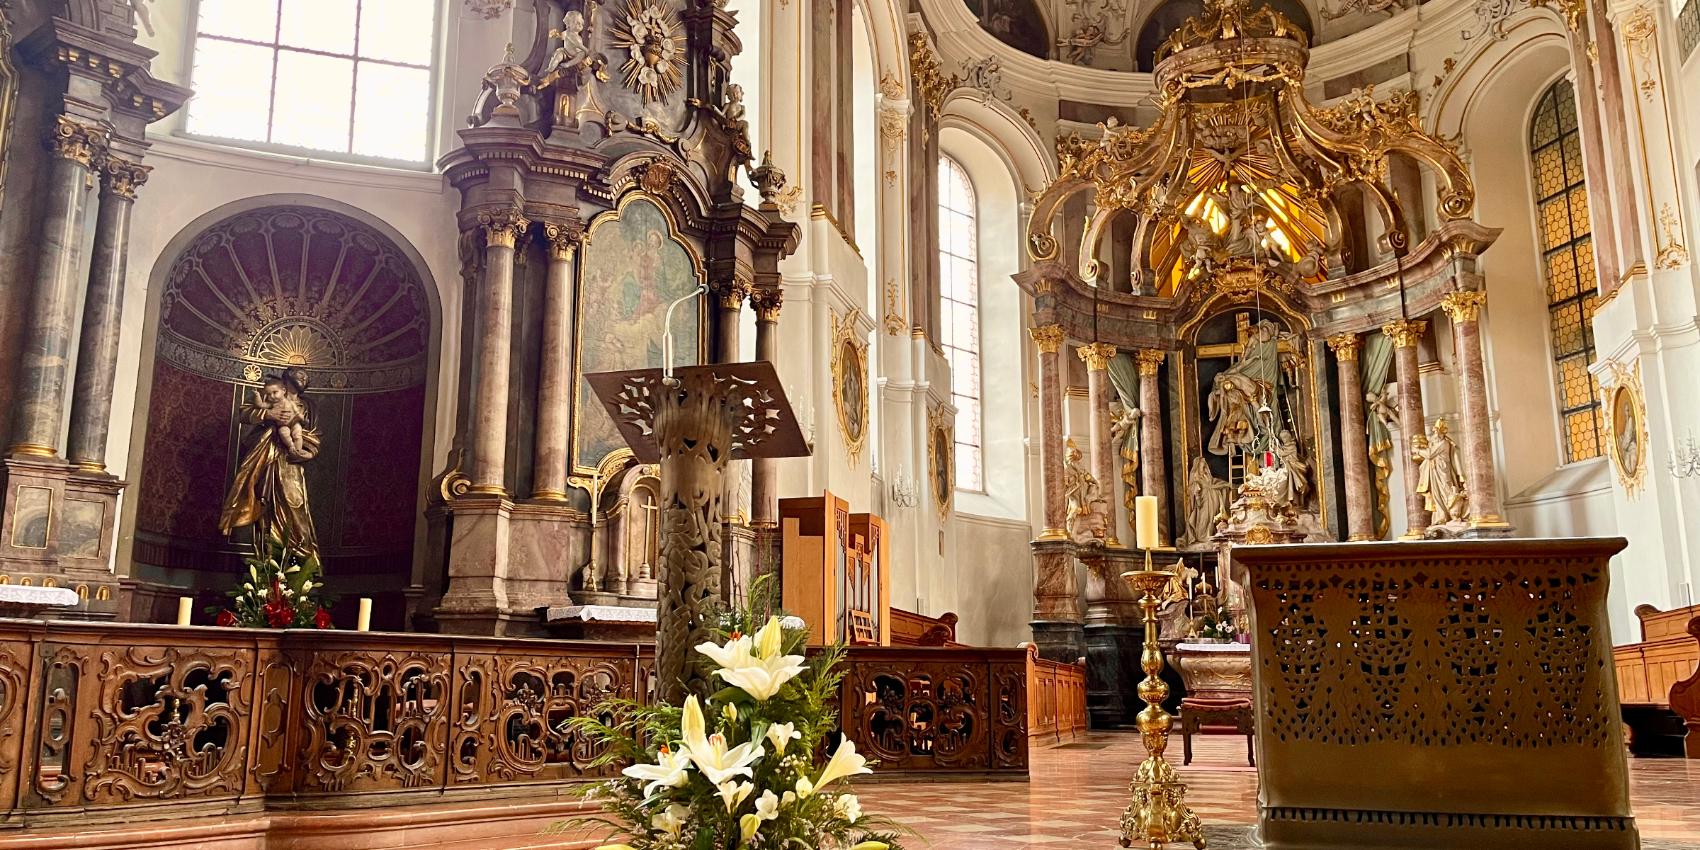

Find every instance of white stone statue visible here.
[1063,442,1109,546]
[1268,429,1312,510]
[1413,419,1468,524]
[1207,320,1287,455]
[539,10,590,87]
[1181,458,1232,546]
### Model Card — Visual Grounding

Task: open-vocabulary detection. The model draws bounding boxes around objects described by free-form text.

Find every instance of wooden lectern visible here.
[779,493,889,646]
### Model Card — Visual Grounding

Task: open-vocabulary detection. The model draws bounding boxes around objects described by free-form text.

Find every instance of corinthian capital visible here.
[1077,342,1116,370]
[1381,319,1428,349]
[1029,324,1066,354]
[1326,333,1362,361]
[1439,290,1487,324]
[48,115,107,167]
[479,207,530,249]
[1134,348,1166,375]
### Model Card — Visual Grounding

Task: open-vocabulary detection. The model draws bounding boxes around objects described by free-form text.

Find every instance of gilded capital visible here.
[478,208,530,249]
[1325,333,1362,361]
[1439,290,1487,324]
[1381,319,1427,349]
[542,221,583,261]
[102,157,152,200]
[48,115,106,167]
[1134,348,1166,375]
[1077,342,1116,370]
[716,279,752,310]
[1029,324,1066,354]
[750,288,784,321]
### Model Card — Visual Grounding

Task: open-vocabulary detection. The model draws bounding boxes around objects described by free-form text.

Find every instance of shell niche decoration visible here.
[611,0,685,103]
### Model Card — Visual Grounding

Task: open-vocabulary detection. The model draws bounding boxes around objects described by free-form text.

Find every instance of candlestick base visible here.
[1118,569,1206,850]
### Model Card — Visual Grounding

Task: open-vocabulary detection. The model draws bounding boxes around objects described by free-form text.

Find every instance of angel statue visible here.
[1109,400,1140,465]
[1062,441,1109,546]
[1412,418,1468,524]
[538,9,590,89]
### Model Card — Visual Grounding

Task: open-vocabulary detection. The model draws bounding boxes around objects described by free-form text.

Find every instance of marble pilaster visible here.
[1135,349,1169,545]
[8,116,104,458]
[531,223,579,501]
[468,209,528,496]
[1384,320,1430,538]
[1441,291,1511,534]
[66,157,149,472]
[749,289,783,527]
[1078,343,1119,545]
[1328,333,1375,541]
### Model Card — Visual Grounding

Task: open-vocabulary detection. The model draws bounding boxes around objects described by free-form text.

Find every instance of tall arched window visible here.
[1527,79,1603,462]
[186,0,438,163]
[939,155,982,490]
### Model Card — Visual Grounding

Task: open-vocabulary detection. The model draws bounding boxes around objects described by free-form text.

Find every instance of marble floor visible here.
[857,732,1700,849]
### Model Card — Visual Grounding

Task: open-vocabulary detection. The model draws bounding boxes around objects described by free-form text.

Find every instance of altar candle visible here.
[357,598,373,632]
[1135,495,1159,549]
[175,597,192,626]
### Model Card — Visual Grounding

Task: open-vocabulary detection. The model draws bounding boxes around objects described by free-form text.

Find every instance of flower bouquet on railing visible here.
[565,610,905,850]
[213,539,332,629]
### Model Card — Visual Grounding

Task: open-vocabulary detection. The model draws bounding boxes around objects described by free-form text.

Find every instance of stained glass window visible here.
[939,156,983,490]
[1528,79,1604,462]
[186,0,438,163]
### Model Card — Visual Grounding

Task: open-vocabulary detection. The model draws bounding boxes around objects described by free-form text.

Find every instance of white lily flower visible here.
[794,775,815,798]
[708,622,808,701]
[812,738,872,790]
[651,803,689,838]
[755,789,781,821]
[835,793,863,823]
[694,632,756,670]
[679,696,765,786]
[766,722,800,755]
[619,745,692,800]
[739,813,762,843]
[716,779,754,812]
[781,790,797,805]
[753,616,785,659]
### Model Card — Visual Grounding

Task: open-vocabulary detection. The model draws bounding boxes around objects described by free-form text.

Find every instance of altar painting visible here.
[575,197,702,471]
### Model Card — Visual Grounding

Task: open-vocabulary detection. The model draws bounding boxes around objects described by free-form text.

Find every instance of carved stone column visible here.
[65,156,148,472]
[1032,325,1069,539]
[1135,349,1169,545]
[749,289,783,527]
[532,223,579,501]
[7,116,105,458]
[1328,333,1375,541]
[1029,324,1081,663]
[1441,291,1510,535]
[1079,342,1120,545]
[469,209,528,496]
[1384,320,1430,537]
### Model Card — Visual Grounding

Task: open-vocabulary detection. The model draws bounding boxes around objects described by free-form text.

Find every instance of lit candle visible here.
[356,597,373,632]
[1135,495,1159,550]
[176,596,192,626]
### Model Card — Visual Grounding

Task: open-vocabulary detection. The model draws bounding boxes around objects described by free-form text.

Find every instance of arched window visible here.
[939,155,983,490]
[1527,79,1603,463]
[186,0,438,163]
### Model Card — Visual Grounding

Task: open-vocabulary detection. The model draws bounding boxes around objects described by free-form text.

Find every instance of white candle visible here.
[356,597,373,632]
[176,596,192,626]
[1135,495,1159,549]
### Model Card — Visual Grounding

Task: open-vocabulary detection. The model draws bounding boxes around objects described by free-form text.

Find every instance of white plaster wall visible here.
[951,514,1036,648]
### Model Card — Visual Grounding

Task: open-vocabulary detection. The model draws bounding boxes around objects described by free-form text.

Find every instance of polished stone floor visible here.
[857,732,1700,849]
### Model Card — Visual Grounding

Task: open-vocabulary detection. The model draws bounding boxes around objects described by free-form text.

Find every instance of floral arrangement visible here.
[213,540,332,629]
[567,610,904,850]
[1193,604,1239,642]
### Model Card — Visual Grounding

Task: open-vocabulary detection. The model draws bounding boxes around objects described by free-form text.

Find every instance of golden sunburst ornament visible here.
[611,0,684,103]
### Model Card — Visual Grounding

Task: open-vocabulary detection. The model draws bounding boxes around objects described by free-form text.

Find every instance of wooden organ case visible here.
[779,493,889,646]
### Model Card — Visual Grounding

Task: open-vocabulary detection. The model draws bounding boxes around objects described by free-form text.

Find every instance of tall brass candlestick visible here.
[1119,558,1205,849]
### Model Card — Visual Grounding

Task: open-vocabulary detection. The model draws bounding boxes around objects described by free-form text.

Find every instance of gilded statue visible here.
[1181,458,1232,546]
[1412,418,1468,524]
[1063,441,1109,546]
[219,370,321,558]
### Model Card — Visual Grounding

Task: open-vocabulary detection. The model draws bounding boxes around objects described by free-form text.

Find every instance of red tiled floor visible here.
[858,732,1700,848]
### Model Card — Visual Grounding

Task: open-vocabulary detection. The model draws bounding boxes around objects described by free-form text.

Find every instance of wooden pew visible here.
[888,607,964,647]
[1614,603,1700,756]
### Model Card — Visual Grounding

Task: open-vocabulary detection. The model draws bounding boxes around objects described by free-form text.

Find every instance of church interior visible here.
[1,0,1700,846]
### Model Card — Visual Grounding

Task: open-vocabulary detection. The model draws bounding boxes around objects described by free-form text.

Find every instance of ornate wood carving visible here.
[297,647,449,793]
[450,651,633,784]
[83,645,250,804]
[837,648,1030,776]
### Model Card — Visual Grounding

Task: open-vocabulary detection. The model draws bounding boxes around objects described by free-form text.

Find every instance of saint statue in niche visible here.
[1266,429,1311,509]
[1206,319,1290,455]
[1411,418,1467,525]
[1181,457,1232,546]
[219,369,321,558]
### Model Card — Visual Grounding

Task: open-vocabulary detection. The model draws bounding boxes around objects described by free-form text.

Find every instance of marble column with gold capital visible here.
[1030,322,1082,663]
[532,222,581,501]
[1327,333,1375,540]
[714,280,750,363]
[1078,342,1120,545]
[66,155,150,472]
[1440,290,1510,533]
[1134,349,1169,546]
[1383,319,1430,537]
[469,208,529,496]
[750,289,784,526]
[1032,325,1069,539]
[8,116,106,458]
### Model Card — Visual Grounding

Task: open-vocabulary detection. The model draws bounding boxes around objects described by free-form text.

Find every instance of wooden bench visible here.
[888,607,964,647]
[1612,603,1700,757]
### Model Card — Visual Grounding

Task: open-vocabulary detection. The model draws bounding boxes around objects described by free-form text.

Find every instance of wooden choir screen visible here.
[779,494,890,646]
[1024,644,1087,745]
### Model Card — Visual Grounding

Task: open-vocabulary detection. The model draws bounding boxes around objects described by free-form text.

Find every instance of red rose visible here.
[215,610,238,628]
[265,602,294,628]
[314,607,333,629]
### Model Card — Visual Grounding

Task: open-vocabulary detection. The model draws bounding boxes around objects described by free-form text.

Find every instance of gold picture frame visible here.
[830,310,869,465]
[1603,361,1648,498]
[0,3,18,201]
[927,403,954,517]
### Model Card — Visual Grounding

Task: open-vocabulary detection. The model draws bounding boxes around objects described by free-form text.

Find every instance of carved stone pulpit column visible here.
[1327,333,1375,541]
[1079,343,1120,545]
[1440,291,1511,536]
[586,363,807,705]
[469,208,528,496]
[1029,324,1082,664]
[532,222,582,501]
[1383,320,1430,538]
[1134,349,1169,545]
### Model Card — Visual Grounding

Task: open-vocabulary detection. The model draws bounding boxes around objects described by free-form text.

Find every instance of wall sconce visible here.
[890,468,920,508]
[1670,431,1700,479]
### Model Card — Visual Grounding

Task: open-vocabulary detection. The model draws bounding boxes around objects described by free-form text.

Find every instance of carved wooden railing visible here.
[0,622,1029,826]
[1022,643,1088,745]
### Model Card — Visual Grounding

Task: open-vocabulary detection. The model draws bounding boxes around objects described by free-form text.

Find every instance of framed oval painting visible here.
[1608,380,1644,491]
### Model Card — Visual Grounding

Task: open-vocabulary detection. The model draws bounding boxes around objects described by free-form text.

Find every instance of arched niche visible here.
[130,204,437,626]
[1134,0,1314,71]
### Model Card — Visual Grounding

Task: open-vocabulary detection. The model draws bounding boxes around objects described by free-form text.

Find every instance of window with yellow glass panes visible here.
[1528,79,1605,463]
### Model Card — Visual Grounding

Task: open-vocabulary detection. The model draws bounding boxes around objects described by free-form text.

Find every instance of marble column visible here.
[1078,343,1119,544]
[532,223,578,501]
[1383,320,1430,537]
[1135,349,1169,546]
[7,116,105,458]
[1441,291,1510,533]
[749,289,783,526]
[1030,324,1081,664]
[1327,333,1375,541]
[1032,325,1069,539]
[66,156,149,472]
[469,209,528,496]
[715,282,747,363]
